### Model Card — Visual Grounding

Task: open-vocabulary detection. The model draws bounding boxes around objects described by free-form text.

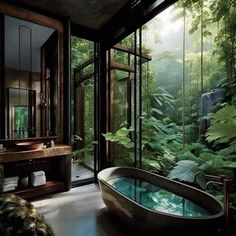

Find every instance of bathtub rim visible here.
[98,166,224,221]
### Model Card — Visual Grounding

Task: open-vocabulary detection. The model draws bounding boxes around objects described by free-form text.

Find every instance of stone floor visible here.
[32,184,136,236]
[71,163,94,182]
[32,184,231,236]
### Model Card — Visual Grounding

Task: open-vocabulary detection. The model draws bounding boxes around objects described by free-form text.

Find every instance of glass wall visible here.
[140,0,235,183]
[105,0,236,190]
[104,32,152,167]
[105,36,135,167]
[71,37,95,183]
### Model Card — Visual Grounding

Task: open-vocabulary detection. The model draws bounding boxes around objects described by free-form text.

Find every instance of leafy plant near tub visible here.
[141,114,181,175]
[168,147,236,182]
[102,126,134,149]
[103,114,191,175]
[206,105,236,154]
[102,126,134,166]
[169,105,236,182]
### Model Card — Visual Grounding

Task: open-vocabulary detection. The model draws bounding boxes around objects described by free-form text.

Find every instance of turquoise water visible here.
[107,177,210,217]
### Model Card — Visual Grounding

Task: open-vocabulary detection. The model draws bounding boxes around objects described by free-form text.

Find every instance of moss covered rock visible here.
[0,194,54,236]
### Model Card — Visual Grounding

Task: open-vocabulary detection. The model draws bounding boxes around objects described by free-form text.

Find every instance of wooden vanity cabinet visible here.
[0,145,72,199]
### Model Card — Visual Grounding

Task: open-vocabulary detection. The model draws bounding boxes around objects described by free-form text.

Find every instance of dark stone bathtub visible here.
[98,167,224,234]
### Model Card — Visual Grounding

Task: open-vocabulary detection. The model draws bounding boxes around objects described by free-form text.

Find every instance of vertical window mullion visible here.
[134,31,137,167]
[138,27,142,168]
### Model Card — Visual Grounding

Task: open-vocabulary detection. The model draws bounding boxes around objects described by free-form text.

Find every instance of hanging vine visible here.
[177,0,236,101]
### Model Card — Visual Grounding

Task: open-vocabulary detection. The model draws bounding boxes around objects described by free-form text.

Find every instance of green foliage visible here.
[141,115,182,175]
[167,107,236,184]
[71,37,94,70]
[72,141,96,166]
[219,142,236,156]
[103,127,134,149]
[71,36,95,167]
[206,105,236,144]
[150,87,176,117]
[15,106,28,138]
[142,150,176,175]
[169,141,236,183]
[210,105,236,122]
[207,123,236,144]
[178,0,236,99]
[168,160,199,182]
[162,1,236,187]
[211,1,236,94]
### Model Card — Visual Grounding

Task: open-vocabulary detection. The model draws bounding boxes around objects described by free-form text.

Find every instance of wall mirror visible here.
[1,15,59,140]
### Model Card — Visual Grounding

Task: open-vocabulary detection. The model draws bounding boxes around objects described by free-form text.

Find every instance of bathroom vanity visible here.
[0,145,72,199]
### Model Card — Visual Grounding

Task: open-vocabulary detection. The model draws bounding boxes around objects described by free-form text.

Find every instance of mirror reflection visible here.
[7,88,36,139]
[4,15,59,139]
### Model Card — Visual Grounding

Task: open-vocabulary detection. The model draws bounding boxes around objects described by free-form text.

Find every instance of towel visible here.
[32,181,46,187]
[32,177,46,183]
[32,181,46,186]
[31,174,46,180]
[31,171,45,178]
[3,180,18,185]
[3,186,16,192]
[31,175,46,186]
[4,176,19,182]
[31,178,46,184]
[31,176,46,182]
[3,183,18,188]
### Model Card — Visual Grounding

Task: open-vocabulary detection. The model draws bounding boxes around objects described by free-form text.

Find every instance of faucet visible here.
[194,172,230,232]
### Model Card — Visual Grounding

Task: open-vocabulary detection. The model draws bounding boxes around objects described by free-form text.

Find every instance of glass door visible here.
[71,37,96,185]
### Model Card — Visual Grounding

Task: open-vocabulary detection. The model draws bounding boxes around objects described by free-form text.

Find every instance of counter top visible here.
[0,145,72,163]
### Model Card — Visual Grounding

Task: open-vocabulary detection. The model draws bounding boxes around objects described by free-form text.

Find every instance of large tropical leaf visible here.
[198,152,223,162]
[102,132,119,142]
[219,142,236,155]
[194,172,207,190]
[116,127,129,137]
[168,160,199,182]
[206,122,236,144]
[206,105,236,144]
[119,137,134,148]
[176,150,198,161]
[223,161,236,168]
[152,96,163,106]
[151,108,163,116]
[103,126,134,149]
[148,161,161,170]
[211,105,236,123]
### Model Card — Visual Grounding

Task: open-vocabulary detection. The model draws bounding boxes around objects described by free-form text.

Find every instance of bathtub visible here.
[98,167,224,233]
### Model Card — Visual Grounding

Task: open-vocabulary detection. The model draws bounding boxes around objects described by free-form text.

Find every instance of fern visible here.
[211,105,236,123]
[206,105,236,144]
[207,122,236,143]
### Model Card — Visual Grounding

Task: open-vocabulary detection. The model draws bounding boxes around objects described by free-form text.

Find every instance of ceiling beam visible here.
[99,0,178,48]
[71,23,99,42]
